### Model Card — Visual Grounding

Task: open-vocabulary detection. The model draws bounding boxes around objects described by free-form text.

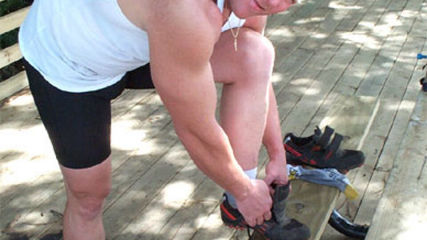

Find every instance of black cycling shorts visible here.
[24,59,154,169]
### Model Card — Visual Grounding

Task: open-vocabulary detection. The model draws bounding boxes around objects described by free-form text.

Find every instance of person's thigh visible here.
[24,60,126,169]
[61,156,112,202]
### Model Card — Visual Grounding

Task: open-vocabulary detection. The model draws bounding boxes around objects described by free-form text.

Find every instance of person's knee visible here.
[62,158,112,220]
[235,31,275,84]
[80,198,107,220]
[67,184,111,220]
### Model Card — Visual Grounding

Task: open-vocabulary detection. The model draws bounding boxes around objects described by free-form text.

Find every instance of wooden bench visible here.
[254,94,379,240]
[0,4,30,102]
[365,93,427,240]
[3,1,419,239]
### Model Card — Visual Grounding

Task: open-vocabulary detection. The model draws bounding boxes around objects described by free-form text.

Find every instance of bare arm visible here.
[145,0,252,201]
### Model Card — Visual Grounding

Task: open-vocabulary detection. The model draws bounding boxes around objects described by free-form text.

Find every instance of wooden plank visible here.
[281,42,359,136]
[308,48,378,138]
[0,0,424,239]
[113,160,209,240]
[266,1,328,57]
[0,90,158,201]
[355,9,406,97]
[36,86,212,238]
[275,39,341,134]
[0,71,27,102]
[298,0,360,51]
[312,0,421,151]
[372,24,423,172]
[177,1,339,238]
[335,0,374,32]
[354,0,394,33]
[329,0,424,225]
[387,0,408,11]
[191,203,236,240]
[146,3,340,238]
[113,79,294,239]
[104,141,191,238]
[265,0,315,30]
[0,91,167,237]
[281,94,377,240]
[0,43,21,69]
[35,126,181,238]
[274,48,314,87]
[354,7,427,224]
[0,90,154,217]
[329,0,399,96]
[266,3,329,64]
[365,92,427,240]
[298,4,403,236]
[350,0,419,167]
[305,1,412,232]
[266,6,344,137]
[0,7,29,35]
[154,178,223,240]
[111,89,155,121]
[250,19,348,240]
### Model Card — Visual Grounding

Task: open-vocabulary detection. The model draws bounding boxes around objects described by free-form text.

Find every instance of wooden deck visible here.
[1,0,426,239]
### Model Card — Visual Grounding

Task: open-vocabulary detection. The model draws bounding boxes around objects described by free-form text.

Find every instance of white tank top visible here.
[19,0,245,93]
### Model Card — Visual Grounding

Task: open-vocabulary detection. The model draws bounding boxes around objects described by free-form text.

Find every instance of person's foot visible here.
[220,184,310,240]
[284,126,365,173]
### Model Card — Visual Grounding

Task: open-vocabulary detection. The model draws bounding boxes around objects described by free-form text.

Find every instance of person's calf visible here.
[67,195,106,221]
[60,159,112,240]
[63,196,107,240]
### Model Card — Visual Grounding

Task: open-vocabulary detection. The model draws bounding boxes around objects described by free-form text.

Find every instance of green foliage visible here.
[0,0,33,16]
[0,0,33,48]
[0,29,19,49]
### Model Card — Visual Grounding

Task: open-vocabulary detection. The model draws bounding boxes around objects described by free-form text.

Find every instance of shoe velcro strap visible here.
[315,126,334,148]
[272,184,291,226]
[325,133,343,159]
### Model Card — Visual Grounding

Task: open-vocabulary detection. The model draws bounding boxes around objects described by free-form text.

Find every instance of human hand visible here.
[235,179,273,227]
[264,158,289,190]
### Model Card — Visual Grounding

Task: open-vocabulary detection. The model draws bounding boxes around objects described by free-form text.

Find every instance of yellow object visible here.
[344,184,359,200]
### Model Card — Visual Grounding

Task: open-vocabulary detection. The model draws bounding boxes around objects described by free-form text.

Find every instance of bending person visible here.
[19,0,297,239]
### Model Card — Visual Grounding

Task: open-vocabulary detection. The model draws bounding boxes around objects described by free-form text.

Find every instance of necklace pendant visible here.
[234,39,238,52]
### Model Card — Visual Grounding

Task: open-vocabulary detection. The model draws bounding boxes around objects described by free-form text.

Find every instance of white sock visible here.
[225,167,258,209]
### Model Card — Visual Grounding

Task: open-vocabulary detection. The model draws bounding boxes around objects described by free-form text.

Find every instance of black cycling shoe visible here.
[220,184,311,240]
[420,77,427,92]
[284,126,365,173]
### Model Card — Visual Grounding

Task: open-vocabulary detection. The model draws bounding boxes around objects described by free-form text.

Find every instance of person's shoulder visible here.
[142,0,223,64]
[142,0,223,33]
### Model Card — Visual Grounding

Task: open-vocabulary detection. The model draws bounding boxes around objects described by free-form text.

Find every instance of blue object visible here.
[417,53,427,59]
[287,165,358,199]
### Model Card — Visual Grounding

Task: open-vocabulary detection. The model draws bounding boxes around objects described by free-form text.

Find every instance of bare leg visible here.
[60,156,112,240]
[263,84,286,163]
[211,28,275,170]
[263,84,289,185]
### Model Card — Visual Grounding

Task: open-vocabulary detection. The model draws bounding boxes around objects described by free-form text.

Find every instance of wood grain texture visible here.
[0,7,29,35]
[253,95,378,240]
[0,44,21,69]
[366,93,427,240]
